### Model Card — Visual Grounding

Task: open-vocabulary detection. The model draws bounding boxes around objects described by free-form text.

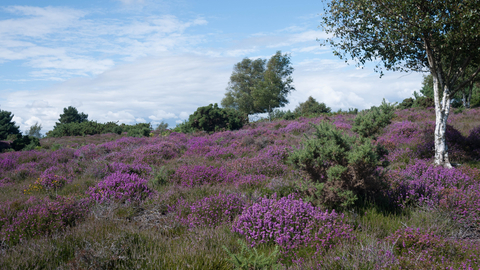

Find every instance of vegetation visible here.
[294,96,331,116]
[175,103,247,133]
[221,51,295,118]
[1,106,480,269]
[351,99,396,138]
[321,0,480,167]
[0,109,21,141]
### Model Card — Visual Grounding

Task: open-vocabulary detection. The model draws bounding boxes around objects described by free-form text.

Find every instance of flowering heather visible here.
[174,193,245,228]
[0,196,90,246]
[385,227,480,269]
[389,159,472,207]
[24,166,69,194]
[172,165,239,187]
[87,172,154,203]
[131,141,182,165]
[279,121,309,133]
[377,121,425,150]
[232,194,354,254]
[107,162,152,176]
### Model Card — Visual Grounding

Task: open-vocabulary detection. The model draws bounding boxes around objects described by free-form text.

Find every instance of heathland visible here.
[1,106,480,269]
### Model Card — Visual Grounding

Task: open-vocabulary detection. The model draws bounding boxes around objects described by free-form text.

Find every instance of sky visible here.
[0,0,425,134]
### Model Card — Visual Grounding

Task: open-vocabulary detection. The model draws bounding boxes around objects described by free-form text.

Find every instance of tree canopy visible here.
[58,106,88,125]
[0,109,21,141]
[221,51,294,116]
[321,0,480,167]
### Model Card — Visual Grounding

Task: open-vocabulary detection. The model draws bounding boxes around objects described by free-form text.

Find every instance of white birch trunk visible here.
[433,75,453,168]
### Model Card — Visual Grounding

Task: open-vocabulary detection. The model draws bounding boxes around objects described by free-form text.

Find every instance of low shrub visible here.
[289,121,388,208]
[294,96,331,116]
[174,193,245,228]
[87,172,154,204]
[232,194,354,255]
[0,196,90,246]
[352,99,396,138]
[183,103,247,133]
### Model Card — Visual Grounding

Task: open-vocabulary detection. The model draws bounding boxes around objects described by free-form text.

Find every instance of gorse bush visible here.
[289,121,388,208]
[352,99,396,138]
[180,103,247,133]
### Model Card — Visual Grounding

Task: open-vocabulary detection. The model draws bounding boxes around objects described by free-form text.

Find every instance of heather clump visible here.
[87,172,154,204]
[289,121,388,208]
[389,159,473,207]
[385,227,480,269]
[131,141,182,165]
[172,165,240,187]
[0,196,90,246]
[377,121,424,151]
[173,193,245,228]
[24,166,69,194]
[232,194,354,259]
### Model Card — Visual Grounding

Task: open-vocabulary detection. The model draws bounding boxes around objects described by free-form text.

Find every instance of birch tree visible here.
[320,0,480,167]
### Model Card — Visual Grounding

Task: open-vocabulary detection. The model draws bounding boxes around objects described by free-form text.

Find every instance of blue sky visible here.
[0,0,424,134]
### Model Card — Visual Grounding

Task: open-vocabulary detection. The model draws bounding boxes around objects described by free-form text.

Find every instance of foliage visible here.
[26,122,43,139]
[0,196,90,246]
[58,106,88,125]
[222,51,294,116]
[223,239,281,270]
[289,121,388,208]
[86,172,154,204]
[0,109,21,141]
[173,193,245,228]
[294,96,331,116]
[397,98,414,110]
[186,103,247,133]
[11,135,40,151]
[320,0,480,166]
[46,121,151,138]
[352,99,396,138]
[232,194,354,253]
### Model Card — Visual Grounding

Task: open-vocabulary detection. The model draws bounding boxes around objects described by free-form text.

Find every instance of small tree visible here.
[222,51,295,118]
[294,96,331,116]
[58,106,88,125]
[26,122,42,139]
[187,103,247,133]
[0,110,21,140]
[321,0,480,167]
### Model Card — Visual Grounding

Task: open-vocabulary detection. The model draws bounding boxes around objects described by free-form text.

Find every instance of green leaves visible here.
[222,51,294,116]
[0,110,21,141]
[289,121,388,209]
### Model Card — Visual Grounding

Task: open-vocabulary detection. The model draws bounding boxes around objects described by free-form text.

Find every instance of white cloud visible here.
[2,53,233,131]
[148,110,177,121]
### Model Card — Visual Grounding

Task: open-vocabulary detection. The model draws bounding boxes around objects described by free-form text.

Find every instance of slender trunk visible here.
[462,91,467,108]
[433,75,452,168]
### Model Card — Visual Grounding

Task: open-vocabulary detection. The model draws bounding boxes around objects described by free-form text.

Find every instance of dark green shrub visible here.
[57,106,88,124]
[294,96,331,116]
[187,103,247,133]
[413,96,435,108]
[352,99,395,138]
[289,121,388,209]
[11,135,40,151]
[398,98,414,109]
[0,110,21,140]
